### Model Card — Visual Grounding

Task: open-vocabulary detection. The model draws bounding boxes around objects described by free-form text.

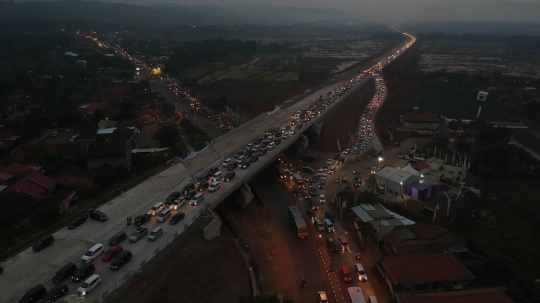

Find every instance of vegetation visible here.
[180,118,211,151]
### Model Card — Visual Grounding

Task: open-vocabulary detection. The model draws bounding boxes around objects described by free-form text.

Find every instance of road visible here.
[0,33,415,303]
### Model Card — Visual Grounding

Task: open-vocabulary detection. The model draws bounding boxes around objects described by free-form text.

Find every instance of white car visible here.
[317,169,324,176]
[320,173,327,181]
[288,130,296,135]
[326,158,333,165]
[283,133,289,139]
[222,158,233,168]
[329,167,336,175]
[319,195,326,204]
[208,182,221,192]
[267,142,276,150]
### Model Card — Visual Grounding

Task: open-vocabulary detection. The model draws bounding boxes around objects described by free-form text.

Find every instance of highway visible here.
[0,33,415,303]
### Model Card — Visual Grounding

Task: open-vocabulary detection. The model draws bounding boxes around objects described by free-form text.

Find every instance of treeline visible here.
[164,38,289,74]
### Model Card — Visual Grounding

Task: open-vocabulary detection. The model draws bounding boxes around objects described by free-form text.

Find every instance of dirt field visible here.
[309,79,375,153]
[105,213,251,303]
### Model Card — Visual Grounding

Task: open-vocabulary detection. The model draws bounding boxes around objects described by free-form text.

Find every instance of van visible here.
[32,234,55,252]
[156,208,171,223]
[325,210,336,223]
[109,231,127,246]
[368,295,379,303]
[210,171,223,182]
[190,193,204,206]
[324,219,335,233]
[314,218,325,232]
[341,265,352,283]
[170,197,185,210]
[77,274,101,296]
[110,250,132,270]
[52,262,78,284]
[148,202,164,216]
[81,243,104,263]
[19,284,47,303]
[355,263,367,281]
[71,263,96,282]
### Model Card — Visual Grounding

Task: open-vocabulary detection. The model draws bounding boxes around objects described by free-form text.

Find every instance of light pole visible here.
[378,157,383,170]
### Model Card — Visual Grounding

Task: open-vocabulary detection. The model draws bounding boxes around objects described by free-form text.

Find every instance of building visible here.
[396,287,514,303]
[375,166,420,195]
[406,180,437,201]
[377,254,475,295]
[98,119,117,130]
[411,162,431,175]
[86,140,132,171]
[477,91,489,101]
[401,113,439,129]
[407,222,468,254]
[9,171,58,200]
[351,203,414,237]
[139,107,160,124]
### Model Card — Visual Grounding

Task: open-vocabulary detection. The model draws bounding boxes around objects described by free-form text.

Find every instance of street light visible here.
[378,157,383,170]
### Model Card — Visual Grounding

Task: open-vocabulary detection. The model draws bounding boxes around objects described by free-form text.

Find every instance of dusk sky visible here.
[108,0,539,23]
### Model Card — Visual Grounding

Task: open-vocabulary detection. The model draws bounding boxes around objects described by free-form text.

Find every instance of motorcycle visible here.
[355,253,361,260]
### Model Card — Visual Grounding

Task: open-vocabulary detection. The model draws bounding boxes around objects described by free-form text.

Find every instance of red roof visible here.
[26,171,57,189]
[85,102,102,112]
[11,179,46,198]
[397,287,513,303]
[432,233,464,248]
[4,163,31,175]
[407,222,448,241]
[403,113,439,123]
[140,107,159,118]
[412,161,431,171]
[383,232,404,245]
[380,255,475,285]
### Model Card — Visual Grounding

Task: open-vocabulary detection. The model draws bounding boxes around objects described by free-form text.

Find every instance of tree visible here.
[153,123,182,148]
[238,294,284,303]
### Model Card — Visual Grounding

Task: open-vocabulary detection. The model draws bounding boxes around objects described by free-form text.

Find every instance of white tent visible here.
[387,171,420,194]
[402,163,420,176]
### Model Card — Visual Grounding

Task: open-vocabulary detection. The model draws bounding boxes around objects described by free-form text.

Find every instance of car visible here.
[292,186,301,196]
[208,181,221,192]
[227,161,238,170]
[210,171,223,182]
[110,251,132,270]
[233,151,243,158]
[71,263,95,282]
[82,243,104,263]
[236,154,246,163]
[156,208,172,222]
[183,190,197,200]
[52,262,78,284]
[224,171,236,182]
[328,167,336,175]
[197,182,209,192]
[134,214,151,226]
[165,191,181,204]
[190,193,204,206]
[19,284,47,303]
[67,216,87,229]
[206,166,219,177]
[311,175,319,183]
[222,158,233,168]
[319,194,326,204]
[129,226,148,242]
[240,161,251,169]
[327,238,338,253]
[341,265,352,283]
[311,199,319,210]
[326,158,333,165]
[250,155,259,162]
[318,182,325,189]
[258,148,267,156]
[148,202,165,216]
[33,234,55,252]
[108,231,127,246]
[311,187,317,196]
[288,130,296,135]
[170,197,185,210]
[307,209,316,221]
[332,153,340,160]
[343,148,351,155]
[51,131,59,137]
[338,235,350,251]
[320,173,327,181]
[42,283,68,303]
[88,209,108,221]
[169,212,185,225]
[325,210,336,223]
[148,226,163,241]
[317,169,324,176]
[322,165,328,171]
[102,245,123,262]
[267,142,276,150]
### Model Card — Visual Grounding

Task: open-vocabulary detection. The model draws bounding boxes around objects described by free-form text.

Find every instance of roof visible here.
[390,240,444,256]
[387,170,417,185]
[380,255,475,285]
[3,163,31,175]
[392,228,420,241]
[382,232,404,245]
[116,118,138,129]
[98,119,117,128]
[0,172,13,182]
[397,287,513,303]
[375,166,401,179]
[11,179,46,198]
[407,180,436,190]
[427,157,444,164]
[402,163,420,175]
[86,141,128,158]
[96,127,117,135]
[26,171,57,189]
[408,222,448,241]
[412,161,431,171]
[403,113,439,123]
[431,232,464,248]
[140,107,159,117]
[85,102,102,112]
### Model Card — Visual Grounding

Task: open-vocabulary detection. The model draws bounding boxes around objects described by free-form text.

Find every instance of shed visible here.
[426,158,444,171]
[406,180,437,200]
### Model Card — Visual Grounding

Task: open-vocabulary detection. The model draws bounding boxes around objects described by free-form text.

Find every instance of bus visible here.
[288,206,308,239]
[347,287,367,303]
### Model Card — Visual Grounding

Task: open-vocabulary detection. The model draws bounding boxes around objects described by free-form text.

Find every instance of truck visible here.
[293,174,304,188]
[439,171,460,185]
[288,206,308,239]
[347,287,367,303]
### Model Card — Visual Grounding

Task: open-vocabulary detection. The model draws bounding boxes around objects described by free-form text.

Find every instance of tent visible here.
[402,163,420,176]
[387,171,420,194]
[411,161,431,175]
[406,180,437,200]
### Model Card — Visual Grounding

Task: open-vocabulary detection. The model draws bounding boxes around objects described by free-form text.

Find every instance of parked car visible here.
[148,226,163,242]
[88,209,108,222]
[102,245,123,262]
[67,216,87,230]
[169,212,185,225]
[33,234,55,252]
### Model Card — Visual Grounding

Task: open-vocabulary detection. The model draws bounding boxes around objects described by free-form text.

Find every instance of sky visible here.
[111,0,539,23]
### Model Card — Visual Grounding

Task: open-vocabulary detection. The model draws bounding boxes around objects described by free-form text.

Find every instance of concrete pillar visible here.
[203,210,222,240]
[238,182,255,207]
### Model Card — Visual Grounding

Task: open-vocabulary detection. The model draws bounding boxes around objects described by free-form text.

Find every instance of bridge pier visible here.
[203,210,222,240]
[237,182,255,207]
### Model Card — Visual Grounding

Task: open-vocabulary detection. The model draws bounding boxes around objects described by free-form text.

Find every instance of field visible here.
[419,39,540,78]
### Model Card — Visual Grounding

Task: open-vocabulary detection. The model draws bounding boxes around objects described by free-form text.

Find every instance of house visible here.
[377,254,475,295]
[86,140,132,171]
[10,171,58,200]
[139,107,159,124]
[98,119,117,129]
[407,222,468,254]
[396,287,514,303]
[401,113,439,129]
